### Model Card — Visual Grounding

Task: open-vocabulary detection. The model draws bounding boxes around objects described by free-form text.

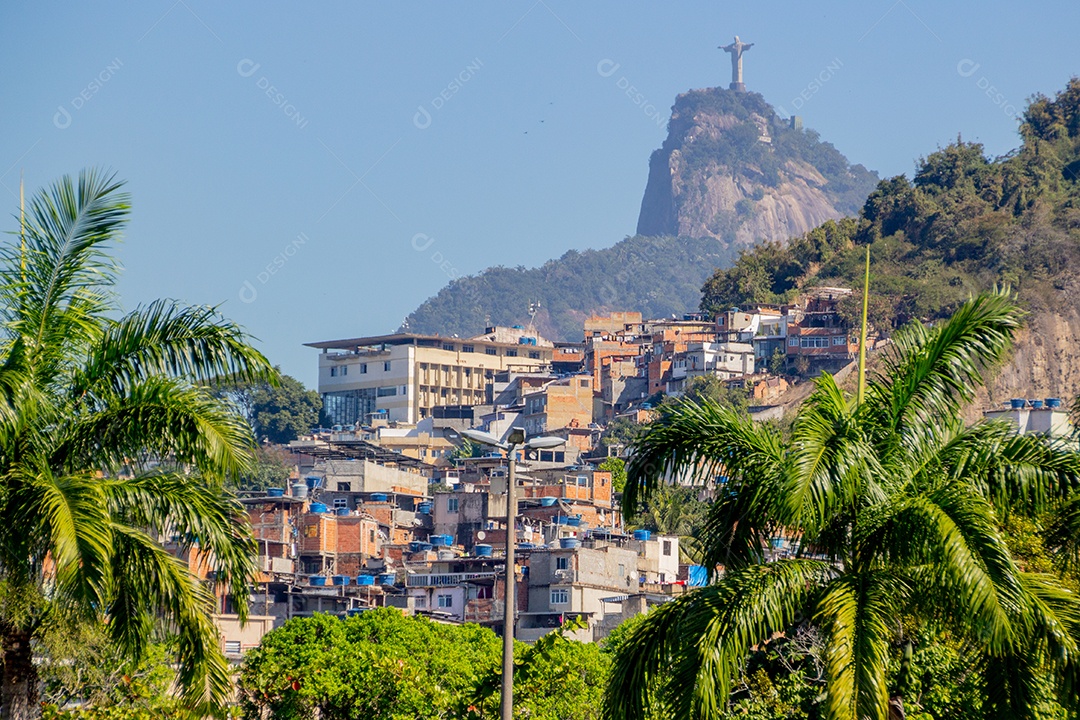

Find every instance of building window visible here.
[377,386,397,397]
[618,563,626,578]
[384,361,392,372]
[442,343,456,351]
[437,594,453,609]
[556,556,569,570]
[224,640,242,655]
[369,530,376,543]
[462,345,475,353]
[662,540,672,556]
[550,588,569,605]
[506,350,517,357]
[337,482,350,492]
[360,363,367,374]
[330,366,338,377]
[447,497,459,512]
[485,348,497,356]
[788,337,798,347]
[800,337,830,349]
[529,351,540,359]
[414,595,426,608]
[333,498,347,509]
[832,336,846,346]
[341,365,348,376]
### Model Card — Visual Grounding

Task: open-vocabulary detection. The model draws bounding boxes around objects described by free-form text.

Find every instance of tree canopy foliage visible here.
[224,368,322,444]
[701,78,1080,329]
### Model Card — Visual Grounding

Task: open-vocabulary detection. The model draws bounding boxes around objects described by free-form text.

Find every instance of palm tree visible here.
[0,171,275,719]
[605,289,1080,720]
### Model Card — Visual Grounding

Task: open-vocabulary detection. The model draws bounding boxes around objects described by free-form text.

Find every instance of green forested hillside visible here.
[403,235,737,340]
[700,79,1080,330]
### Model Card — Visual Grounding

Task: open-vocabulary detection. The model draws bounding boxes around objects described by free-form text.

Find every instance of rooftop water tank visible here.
[633,529,651,541]
[559,538,581,549]
[335,507,350,516]
[305,476,323,490]
[291,483,308,498]
[356,575,375,586]
[1032,399,1045,409]
[566,517,582,527]
[309,502,328,514]
[267,487,285,497]
[475,544,493,557]
[370,493,388,502]
[332,575,351,586]
[430,535,451,547]
[1010,398,1026,409]
[378,573,396,585]
[1047,397,1063,408]
[417,501,433,514]
[409,541,433,553]
[540,497,557,507]
[309,576,327,587]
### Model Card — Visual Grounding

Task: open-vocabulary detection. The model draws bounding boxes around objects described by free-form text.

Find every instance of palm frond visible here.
[604,559,834,720]
[105,471,258,620]
[624,398,784,519]
[865,288,1023,448]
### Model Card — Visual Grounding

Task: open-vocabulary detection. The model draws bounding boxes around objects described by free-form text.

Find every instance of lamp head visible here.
[506,427,526,446]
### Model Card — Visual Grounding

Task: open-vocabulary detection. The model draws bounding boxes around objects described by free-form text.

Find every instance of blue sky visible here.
[2,1,1077,387]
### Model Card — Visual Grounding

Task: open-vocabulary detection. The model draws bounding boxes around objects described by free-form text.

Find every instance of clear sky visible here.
[2,1,1077,387]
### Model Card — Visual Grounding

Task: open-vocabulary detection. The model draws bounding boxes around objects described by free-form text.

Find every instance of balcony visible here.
[405,571,497,587]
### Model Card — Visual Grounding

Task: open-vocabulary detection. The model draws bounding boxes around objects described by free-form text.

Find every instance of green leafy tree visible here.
[0,171,274,719]
[227,369,321,443]
[238,609,501,720]
[233,445,292,492]
[598,457,628,494]
[607,289,1080,720]
[466,617,610,720]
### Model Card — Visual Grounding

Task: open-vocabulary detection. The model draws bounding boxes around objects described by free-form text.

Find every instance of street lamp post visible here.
[460,426,565,720]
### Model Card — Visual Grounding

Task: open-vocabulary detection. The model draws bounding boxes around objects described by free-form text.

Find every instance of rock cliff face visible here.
[637,88,878,246]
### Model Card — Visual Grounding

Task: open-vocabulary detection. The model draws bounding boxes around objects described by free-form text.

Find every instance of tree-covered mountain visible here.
[637,87,878,244]
[403,235,737,341]
[700,79,1080,328]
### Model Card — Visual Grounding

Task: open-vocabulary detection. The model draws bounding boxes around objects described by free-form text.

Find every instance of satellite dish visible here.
[477,531,487,540]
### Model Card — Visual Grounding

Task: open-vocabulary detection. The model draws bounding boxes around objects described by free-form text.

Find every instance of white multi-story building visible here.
[308,328,553,425]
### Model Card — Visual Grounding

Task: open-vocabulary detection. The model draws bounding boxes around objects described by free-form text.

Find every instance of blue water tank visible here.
[335,507,350,516]
[267,487,285,497]
[687,565,708,587]
[1047,397,1063,408]
[771,537,784,549]
[356,575,375,586]
[378,573,396,585]
[430,535,451,547]
[554,516,568,525]
[1010,398,1026,409]
[475,544,493,557]
[309,502,328,514]
[370,493,388,502]
[540,497,557,507]
[633,530,651,541]
[566,517,582,527]
[417,501,433,514]
[409,541,433,553]
[332,575,351,586]
[305,476,323,489]
[559,538,581,549]
[309,576,327,587]
[1032,399,1045,409]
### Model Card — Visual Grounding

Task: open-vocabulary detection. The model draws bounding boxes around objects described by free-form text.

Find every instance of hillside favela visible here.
[4,4,1080,720]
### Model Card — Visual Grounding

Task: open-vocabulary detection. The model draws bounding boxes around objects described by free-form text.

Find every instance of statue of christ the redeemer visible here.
[720,35,753,92]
